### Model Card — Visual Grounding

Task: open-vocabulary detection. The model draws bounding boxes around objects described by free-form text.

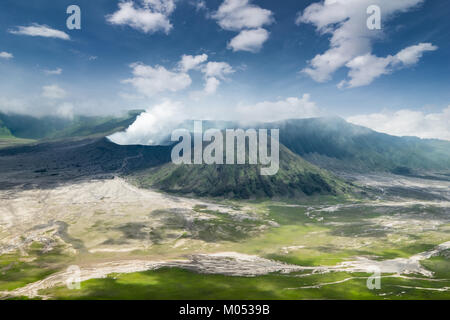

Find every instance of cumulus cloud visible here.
[347,106,450,141]
[108,100,185,145]
[213,0,273,30]
[123,55,234,98]
[9,24,70,40]
[190,62,235,100]
[395,43,438,65]
[338,54,391,88]
[297,0,434,86]
[212,0,274,53]
[200,61,234,95]
[123,62,192,97]
[44,68,63,75]
[107,0,175,34]
[178,54,208,72]
[42,85,67,99]
[0,52,13,59]
[338,43,437,88]
[228,28,269,53]
[201,61,234,79]
[203,77,221,95]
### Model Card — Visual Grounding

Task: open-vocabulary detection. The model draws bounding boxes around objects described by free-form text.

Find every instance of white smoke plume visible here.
[108,94,322,145]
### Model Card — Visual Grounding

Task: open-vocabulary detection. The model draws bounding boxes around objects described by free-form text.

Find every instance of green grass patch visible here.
[40,267,450,300]
[0,244,72,291]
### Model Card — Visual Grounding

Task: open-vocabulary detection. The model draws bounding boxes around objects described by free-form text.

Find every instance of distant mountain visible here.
[264,117,450,174]
[0,134,352,198]
[0,137,171,189]
[1,114,449,198]
[153,118,450,174]
[0,110,143,140]
[0,113,71,139]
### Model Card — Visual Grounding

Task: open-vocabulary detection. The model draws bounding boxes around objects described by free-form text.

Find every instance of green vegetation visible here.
[0,122,13,137]
[272,117,450,173]
[1,115,449,175]
[3,198,450,300]
[134,144,353,199]
[0,118,37,148]
[0,136,36,149]
[217,203,450,269]
[421,250,450,279]
[1,115,449,300]
[40,267,450,300]
[37,206,450,300]
[46,111,143,140]
[0,243,70,291]
[0,110,143,140]
[149,207,265,243]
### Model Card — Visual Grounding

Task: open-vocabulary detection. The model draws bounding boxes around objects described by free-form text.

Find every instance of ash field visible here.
[0,124,449,300]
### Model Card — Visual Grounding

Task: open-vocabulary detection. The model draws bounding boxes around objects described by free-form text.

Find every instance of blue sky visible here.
[0,0,449,140]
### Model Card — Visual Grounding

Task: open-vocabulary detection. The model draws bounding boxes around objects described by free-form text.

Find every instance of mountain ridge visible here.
[0,114,449,198]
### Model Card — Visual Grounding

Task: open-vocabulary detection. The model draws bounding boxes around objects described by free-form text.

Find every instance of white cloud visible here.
[0,96,56,116]
[200,61,234,95]
[235,94,321,122]
[178,54,208,72]
[42,85,67,99]
[212,0,274,53]
[395,43,437,65]
[123,55,234,98]
[0,94,129,118]
[338,54,391,88]
[228,28,269,53]
[0,52,13,59]
[106,0,175,34]
[213,0,273,31]
[193,0,207,11]
[201,61,234,79]
[143,0,175,14]
[338,43,437,88]
[123,62,192,97]
[0,97,27,114]
[204,77,221,95]
[44,68,63,75]
[108,94,322,145]
[297,0,431,85]
[109,100,185,145]
[56,102,74,119]
[9,24,70,40]
[348,106,450,141]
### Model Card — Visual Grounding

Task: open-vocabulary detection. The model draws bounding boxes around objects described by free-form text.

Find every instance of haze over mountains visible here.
[1,111,449,198]
[0,110,143,140]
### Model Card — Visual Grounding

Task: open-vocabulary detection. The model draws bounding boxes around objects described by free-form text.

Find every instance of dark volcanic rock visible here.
[0,138,171,189]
